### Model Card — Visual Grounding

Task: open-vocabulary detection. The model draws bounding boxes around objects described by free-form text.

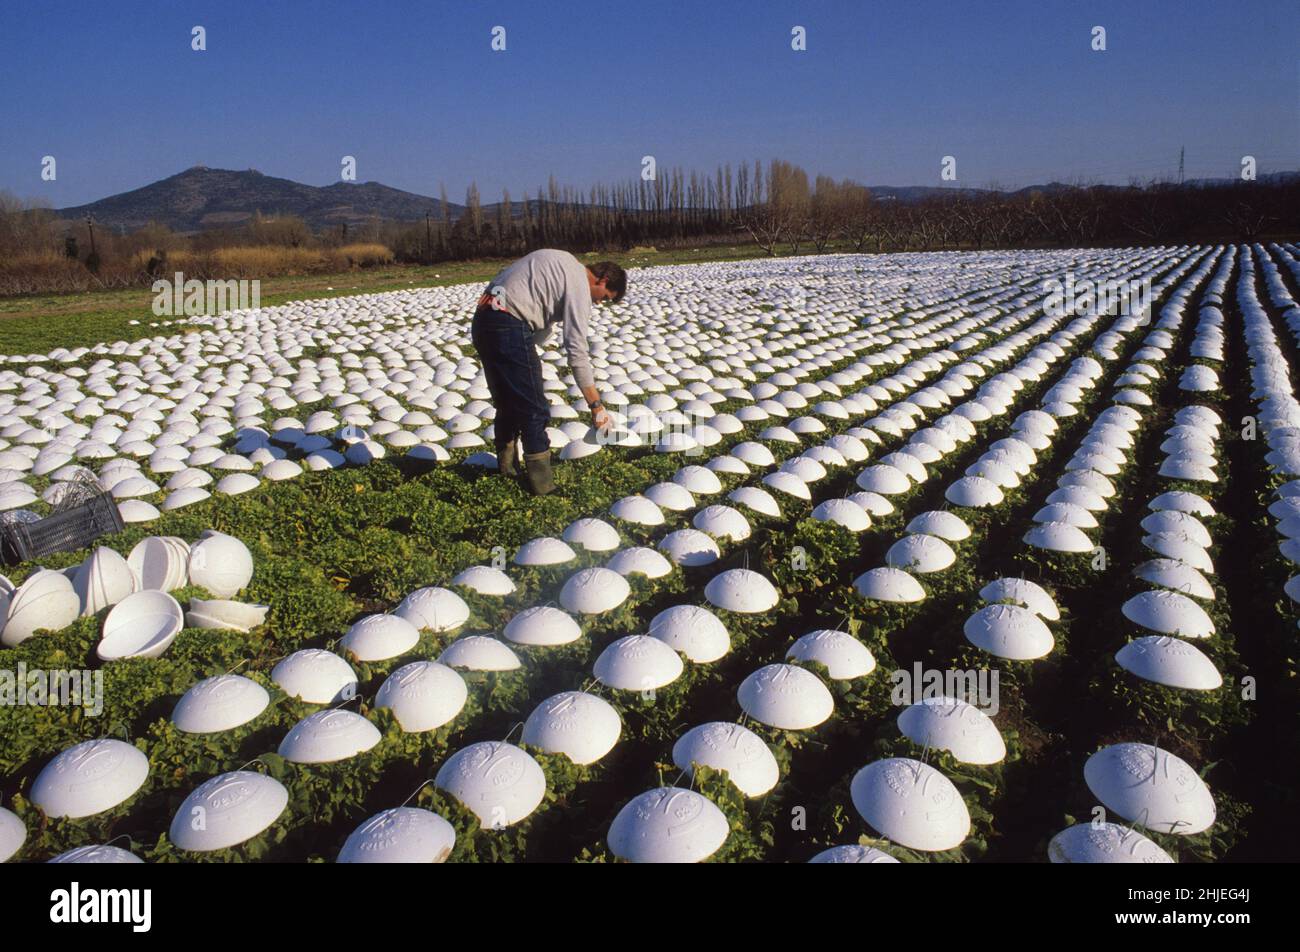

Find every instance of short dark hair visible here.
[589,261,627,302]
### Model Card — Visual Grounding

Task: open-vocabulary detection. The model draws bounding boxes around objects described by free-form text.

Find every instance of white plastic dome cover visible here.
[1083,743,1216,835]
[704,568,779,613]
[607,787,729,863]
[126,536,190,592]
[503,605,583,646]
[559,566,631,614]
[340,613,421,661]
[73,546,137,617]
[979,577,1060,621]
[945,476,1004,508]
[854,566,926,603]
[727,485,781,518]
[435,741,546,828]
[850,758,971,851]
[394,586,470,632]
[963,604,1054,660]
[338,807,456,863]
[562,517,621,552]
[897,697,1006,765]
[737,663,834,729]
[272,648,358,703]
[606,545,673,579]
[594,634,684,690]
[173,674,271,734]
[375,661,468,731]
[97,590,184,661]
[451,564,516,596]
[32,739,149,818]
[438,634,522,670]
[906,510,970,541]
[1047,822,1173,864]
[693,504,752,542]
[762,469,811,501]
[170,770,289,851]
[1133,559,1215,600]
[648,603,730,663]
[855,464,910,495]
[47,844,144,864]
[1115,635,1222,690]
[786,629,876,680]
[811,498,871,532]
[609,494,665,526]
[1023,522,1094,553]
[0,569,82,646]
[0,807,24,863]
[1121,590,1214,638]
[672,722,779,797]
[278,709,382,764]
[188,531,254,598]
[513,536,577,565]
[809,845,900,864]
[658,528,721,567]
[885,534,956,574]
[522,691,622,765]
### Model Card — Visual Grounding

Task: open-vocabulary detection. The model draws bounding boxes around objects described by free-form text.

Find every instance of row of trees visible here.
[380,159,1296,263]
[2,159,1296,294]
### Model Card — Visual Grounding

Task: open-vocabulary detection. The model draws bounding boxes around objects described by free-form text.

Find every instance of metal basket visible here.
[0,492,124,565]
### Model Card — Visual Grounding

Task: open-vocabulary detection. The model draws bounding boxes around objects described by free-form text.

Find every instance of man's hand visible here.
[581,385,611,432]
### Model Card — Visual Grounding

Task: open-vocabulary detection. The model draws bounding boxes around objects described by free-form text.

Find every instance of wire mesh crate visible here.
[0,490,124,565]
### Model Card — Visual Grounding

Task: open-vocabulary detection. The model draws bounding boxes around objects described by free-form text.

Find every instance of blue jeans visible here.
[471,306,551,455]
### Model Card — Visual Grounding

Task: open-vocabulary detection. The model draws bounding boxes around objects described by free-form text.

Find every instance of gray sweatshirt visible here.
[482,249,595,390]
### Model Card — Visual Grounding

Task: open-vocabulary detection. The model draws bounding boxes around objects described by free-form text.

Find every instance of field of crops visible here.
[1,245,1298,863]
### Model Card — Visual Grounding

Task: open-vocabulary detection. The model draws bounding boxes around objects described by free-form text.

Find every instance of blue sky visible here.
[3,0,1296,207]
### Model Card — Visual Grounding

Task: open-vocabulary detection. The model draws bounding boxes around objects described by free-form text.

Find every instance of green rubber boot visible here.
[523,450,556,495]
[496,439,519,477]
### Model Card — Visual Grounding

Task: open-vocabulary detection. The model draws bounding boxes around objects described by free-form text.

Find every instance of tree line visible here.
[1,158,1296,295]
